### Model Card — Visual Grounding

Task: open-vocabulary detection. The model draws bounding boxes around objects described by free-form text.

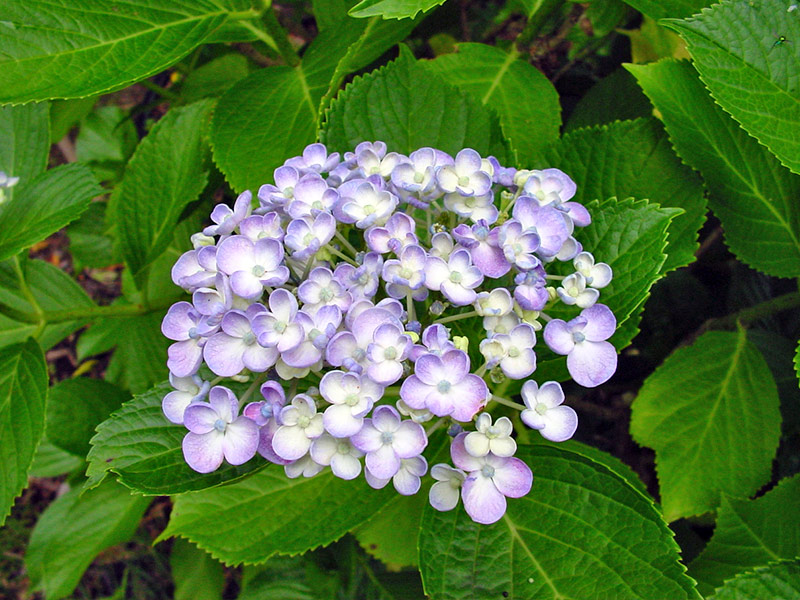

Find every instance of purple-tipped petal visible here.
[167,340,203,378]
[462,475,507,525]
[222,418,260,465]
[366,444,401,479]
[543,319,575,355]
[323,404,364,437]
[491,456,533,498]
[393,421,428,458]
[272,424,313,460]
[450,433,483,472]
[183,431,224,473]
[567,340,617,387]
[581,304,616,341]
[183,403,219,434]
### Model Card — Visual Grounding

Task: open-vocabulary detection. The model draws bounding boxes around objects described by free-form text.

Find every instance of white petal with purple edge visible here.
[183,431,224,473]
[204,334,246,377]
[162,391,192,424]
[429,480,460,511]
[351,421,383,452]
[209,387,238,423]
[539,405,578,442]
[222,418,260,465]
[331,453,362,480]
[449,376,487,422]
[323,404,364,437]
[450,433,483,472]
[567,340,617,387]
[393,421,427,458]
[183,404,219,434]
[581,304,616,341]
[462,475,507,524]
[393,467,421,495]
[272,425,313,460]
[398,376,431,410]
[372,405,400,432]
[543,319,575,355]
[167,340,203,378]
[491,456,533,498]
[366,444,401,479]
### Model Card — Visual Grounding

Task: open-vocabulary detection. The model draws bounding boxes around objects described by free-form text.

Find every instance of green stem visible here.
[334,230,359,257]
[139,79,179,101]
[491,394,526,411]
[434,309,479,325]
[406,293,416,323]
[704,291,800,331]
[5,300,174,326]
[240,373,267,404]
[326,245,358,266]
[515,0,566,47]
[258,5,300,66]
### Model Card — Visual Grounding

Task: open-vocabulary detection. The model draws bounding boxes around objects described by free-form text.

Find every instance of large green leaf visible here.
[75,106,139,184]
[180,54,252,103]
[536,117,707,274]
[666,0,800,175]
[322,46,509,161]
[0,0,232,103]
[423,43,560,166]
[0,103,50,201]
[47,378,130,458]
[171,538,225,600]
[418,445,700,600]
[117,100,213,286]
[708,560,800,600]
[349,0,446,18]
[621,0,709,19]
[630,328,781,522]
[29,438,83,478]
[0,163,102,263]
[211,16,416,193]
[628,59,800,277]
[0,338,47,526]
[0,258,96,351]
[86,382,266,494]
[25,478,151,600]
[566,68,653,132]
[160,465,394,565]
[689,474,800,596]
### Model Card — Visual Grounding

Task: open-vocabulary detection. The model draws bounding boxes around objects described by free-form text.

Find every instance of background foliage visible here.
[0,0,798,598]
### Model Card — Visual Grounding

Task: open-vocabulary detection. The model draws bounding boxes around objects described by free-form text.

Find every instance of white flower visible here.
[464,413,517,457]
[520,381,577,442]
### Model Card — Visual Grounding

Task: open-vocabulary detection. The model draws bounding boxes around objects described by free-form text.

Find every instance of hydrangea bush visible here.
[162,142,617,524]
[2,0,799,598]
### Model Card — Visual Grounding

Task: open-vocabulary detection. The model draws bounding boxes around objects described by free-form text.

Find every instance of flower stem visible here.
[406,293,416,323]
[425,417,446,436]
[326,245,358,266]
[490,394,525,411]
[434,310,479,325]
[334,230,359,257]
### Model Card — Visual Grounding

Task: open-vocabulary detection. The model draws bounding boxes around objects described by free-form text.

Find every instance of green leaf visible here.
[0,163,102,263]
[0,258,96,351]
[355,492,425,567]
[86,382,266,494]
[75,106,139,184]
[322,46,509,161]
[621,0,709,20]
[708,560,800,600]
[665,0,800,175]
[66,202,117,271]
[0,103,50,201]
[180,54,252,102]
[171,538,225,600]
[0,0,231,103]
[29,438,83,478]
[240,556,339,600]
[25,478,151,600]
[795,339,800,387]
[418,445,701,600]
[313,0,349,31]
[537,118,706,274]
[689,474,800,596]
[160,465,394,565]
[117,100,213,286]
[0,338,47,526]
[211,16,416,192]
[349,0,446,18]
[627,59,800,277]
[630,328,781,522]
[566,68,653,132]
[47,378,130,458]
[423,43,561,166]
[49,97,97,143]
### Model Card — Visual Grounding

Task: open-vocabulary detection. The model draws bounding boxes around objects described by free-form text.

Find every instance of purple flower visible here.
[365,212,418,254]
[284,453,325,479]
[488,156,516,186]
[381,244,428,300]
[203,190,252,236]
[182,386,259,473]
[162,373,203,425]
[282,305,342,368]
[216,235,289,299]
[443,192,498,224]
[319,370,383,437]
[239,212,284,242]
[334,179,398,228]
[356,148,404,179]
[409,323,455,362]
[258,165,300,212]
[512,198,569,258]
[286,173,339,219]
[192,274,233,335]
[365,455,428,495]
[310,434,364,480]
[514,267,549,311]
[436,148,492,197]
[244,381,290,465]
[499,220,541,271]
[297,267,352,315]
[284,143,340,174]
[429,232,455,260]
[399,349,488,421]
[284,212,336,260]
[334,252,383,300]
[544,303,617,387]
[326,305,400,372]
[521,168,576,207]
[520,381,577,442]
[172,246,217,292]
[351,405,427,479]
[365,322,412,386]
[252,288,304,353]
[162,302,205,377]
[203,305,279,377]
[390,147,440,197]
[483,312,520,337]
[429,463,466,511]
[272,394,325,461]
[452,221,509,278]
[425,249,484,306]
[451,432,533,525]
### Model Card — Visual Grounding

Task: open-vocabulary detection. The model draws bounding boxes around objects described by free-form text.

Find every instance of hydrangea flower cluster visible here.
[161,142,618,525]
